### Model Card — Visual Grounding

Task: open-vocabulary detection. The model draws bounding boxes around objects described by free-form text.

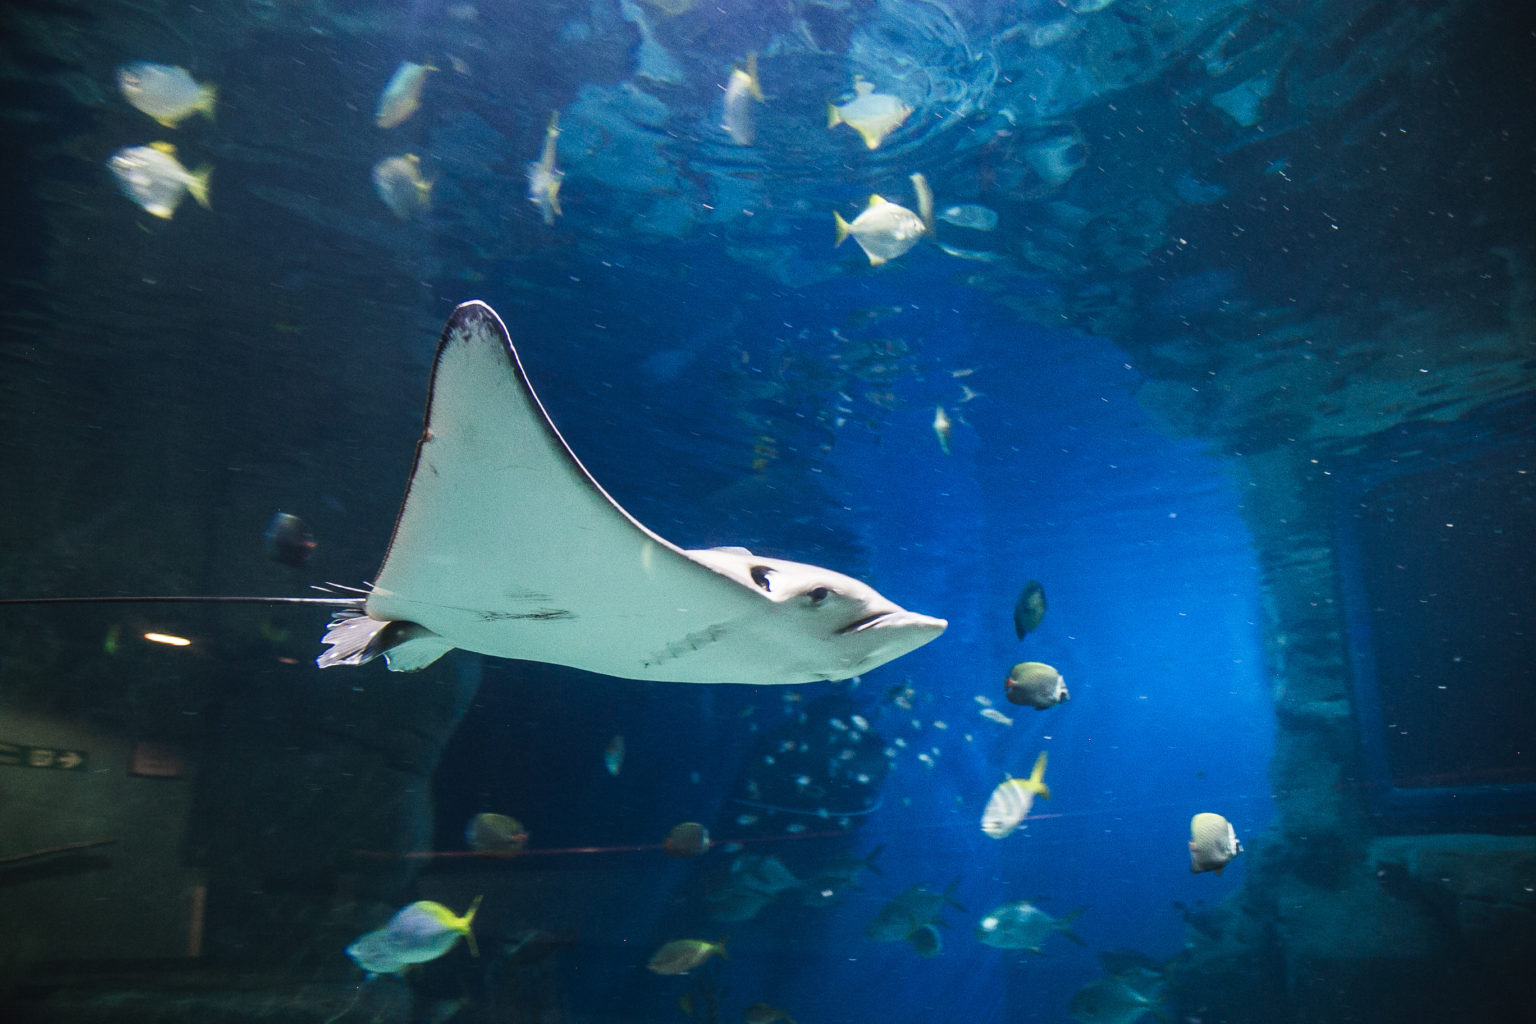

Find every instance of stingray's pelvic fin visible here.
[317,608,451,671]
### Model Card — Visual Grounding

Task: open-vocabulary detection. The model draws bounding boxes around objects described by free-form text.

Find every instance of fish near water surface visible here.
[372,153,432,220]
[527,111,564,225]
[316,301,946,682]
[108,142,211,219]
[376,61,436,128]
[721,53,764,145]
[827,79,912,150]
[834,173,935,267]
[117,62,216,127]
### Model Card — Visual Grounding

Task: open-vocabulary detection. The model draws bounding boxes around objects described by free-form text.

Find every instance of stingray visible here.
[3,302,946,684]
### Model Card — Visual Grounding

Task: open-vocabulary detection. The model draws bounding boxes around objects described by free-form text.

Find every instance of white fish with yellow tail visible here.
[108,142,211,219]
[526,111,564,225]
[347,896,483,975]
[117,62,216,127]
[932,405,952,455]
[1188,812,1242,874]
[981,750,1050,839]
[376,61,436,128]
[721,53,764,145]
[834,172,934,267]
[372,154,431,220]
[827,79,911,150]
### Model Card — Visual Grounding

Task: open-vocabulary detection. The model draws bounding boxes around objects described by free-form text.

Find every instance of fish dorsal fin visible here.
[868,194,889,207]
[707,546,755,556]
[150,141,178,156]
[854,80,875,96]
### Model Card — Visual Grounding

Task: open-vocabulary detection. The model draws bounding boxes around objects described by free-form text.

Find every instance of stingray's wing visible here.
[327,301,767,677]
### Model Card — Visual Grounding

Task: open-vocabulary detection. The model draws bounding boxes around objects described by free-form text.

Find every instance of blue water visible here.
[0,1,1528,1021]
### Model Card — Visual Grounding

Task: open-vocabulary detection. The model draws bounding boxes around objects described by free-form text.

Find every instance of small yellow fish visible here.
[932,405,952,455]
[834,173,933,266]
[376,61,437,128]
[1189,812,1242,875]
[526,111,564,225]
[981,751,1050,839]
[827,79,912,150]
[721,53,765,145]
[603,734,625,776]
[372,153,432,220]
[117,62,216,127]
[646,937,728,975]
[108,142,211,219]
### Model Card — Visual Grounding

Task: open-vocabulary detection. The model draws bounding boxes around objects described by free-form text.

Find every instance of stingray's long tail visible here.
[0,595,360,607]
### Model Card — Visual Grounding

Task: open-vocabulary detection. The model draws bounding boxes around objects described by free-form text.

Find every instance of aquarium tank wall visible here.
[0,2,1531,1023]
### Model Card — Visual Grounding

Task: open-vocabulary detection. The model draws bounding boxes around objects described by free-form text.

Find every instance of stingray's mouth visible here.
[838,609,950,638]
[837,611,892,635]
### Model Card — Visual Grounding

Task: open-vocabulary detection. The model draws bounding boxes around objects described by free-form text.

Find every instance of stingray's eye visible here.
[807,586,831,604]
[750,565,773,592]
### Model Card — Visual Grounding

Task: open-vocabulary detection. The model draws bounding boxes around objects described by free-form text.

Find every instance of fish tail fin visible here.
[826,102,841,129]
[461,895,484,957]
[833,210,851,247]
[1061,907,1088,944]
[549,179,562,217]
[911,172,934,233]
[187,165,213,210]
[714,936,730,960]
[864,842,887,876]
[746,52,764,101]
[198,83,217,122]
[316,607,452,671]
[1026,750,1049,797]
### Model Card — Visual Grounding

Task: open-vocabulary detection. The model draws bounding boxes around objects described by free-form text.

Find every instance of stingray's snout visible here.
[845,609,947,672]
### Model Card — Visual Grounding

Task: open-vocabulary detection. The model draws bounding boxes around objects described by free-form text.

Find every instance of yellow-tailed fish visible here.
[1188,812,1242,874]
[827,78,911,150]
[527,110,564,225]
[981,751,1050,839]
[721,53,764,145]
[346,895,482,974]
[834,173,933,266]
[376,61,436,128]
[646,937,727,975]
[372,153,432,220]
[117,62,216,127]
[107,142,211,219]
